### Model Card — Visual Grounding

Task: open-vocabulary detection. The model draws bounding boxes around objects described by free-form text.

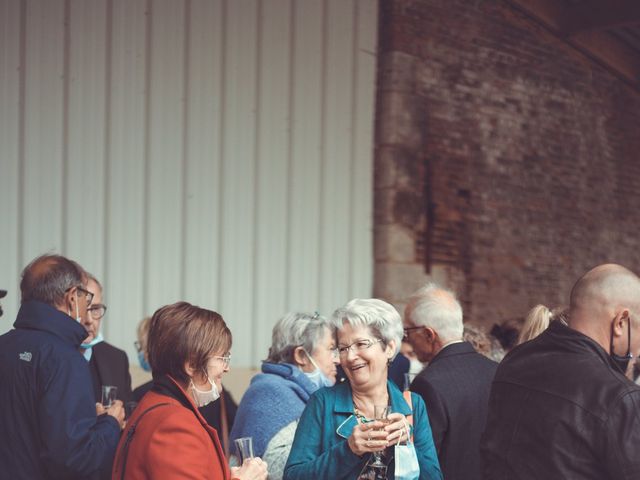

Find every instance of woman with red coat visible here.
[112,302,267,480]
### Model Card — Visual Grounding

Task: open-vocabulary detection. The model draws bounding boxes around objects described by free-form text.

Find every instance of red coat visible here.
[112,375,237,480]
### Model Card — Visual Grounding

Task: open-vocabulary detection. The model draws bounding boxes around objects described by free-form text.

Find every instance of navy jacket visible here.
[411,341,497,480]
[0,301,121,480]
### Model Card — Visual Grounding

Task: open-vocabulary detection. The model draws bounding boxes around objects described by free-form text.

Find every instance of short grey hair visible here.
[20,254,86,306]
[266,312,332,364]
[406,283,463,343]
[331,298,403,357]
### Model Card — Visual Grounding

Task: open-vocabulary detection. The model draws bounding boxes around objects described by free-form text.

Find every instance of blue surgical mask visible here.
[138,351,152,372]
[81,332,104,349]
[302,348,335,390]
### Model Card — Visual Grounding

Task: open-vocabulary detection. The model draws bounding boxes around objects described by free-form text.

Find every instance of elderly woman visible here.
[230,312,339,480]
[284,299,442,480]
[111,302,267,480]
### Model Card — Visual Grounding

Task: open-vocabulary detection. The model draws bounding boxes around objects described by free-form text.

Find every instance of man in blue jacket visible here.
[0,254,124,480]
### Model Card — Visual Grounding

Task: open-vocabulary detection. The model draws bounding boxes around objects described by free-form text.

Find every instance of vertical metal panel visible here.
[104,0,148,346]
[22,0,66,261]
[66,0,108,275]
[0,0,378,366]
[219,0,259,361]
[319,0,357,310]
[350,0,377,297]
[144,0,186,311]
[0,0,22,323]
[253,0,293,362]
[183,0,224,309]
[287,0,324,313]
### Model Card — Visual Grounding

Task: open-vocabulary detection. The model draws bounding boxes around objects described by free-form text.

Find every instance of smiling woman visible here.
[283,299,442,480]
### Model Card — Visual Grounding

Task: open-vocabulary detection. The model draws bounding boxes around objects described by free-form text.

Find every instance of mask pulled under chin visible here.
[302,348,335,390]
[190,376,220,407]
[81,332,104,349]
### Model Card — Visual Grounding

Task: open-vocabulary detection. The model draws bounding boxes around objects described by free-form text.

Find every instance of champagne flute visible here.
[101,385,117,408]
[370,405,390,468]
[234,436,254,463]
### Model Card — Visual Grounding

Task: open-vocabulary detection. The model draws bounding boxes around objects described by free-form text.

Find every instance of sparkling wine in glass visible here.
[234,436,254,463]
[370,405,390,468]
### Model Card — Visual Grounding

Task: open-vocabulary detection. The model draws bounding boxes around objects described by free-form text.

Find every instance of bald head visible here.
[570,264,640,321]
[20,254,86,308]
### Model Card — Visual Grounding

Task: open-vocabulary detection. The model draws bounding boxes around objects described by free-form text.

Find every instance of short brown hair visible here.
[20,254,86,306]
[147,302,232,385]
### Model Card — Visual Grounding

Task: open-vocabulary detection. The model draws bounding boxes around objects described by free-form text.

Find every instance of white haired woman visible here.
[284,299,442,480]
[230,312,339,480]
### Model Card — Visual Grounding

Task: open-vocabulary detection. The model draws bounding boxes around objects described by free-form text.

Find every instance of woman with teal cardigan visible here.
[284,299,442,480]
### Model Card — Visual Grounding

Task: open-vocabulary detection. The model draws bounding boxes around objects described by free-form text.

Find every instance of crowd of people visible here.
[2,253,640,479]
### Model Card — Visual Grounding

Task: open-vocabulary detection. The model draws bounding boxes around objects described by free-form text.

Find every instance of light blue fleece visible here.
[230,362,318,458]
[283,380,442,480]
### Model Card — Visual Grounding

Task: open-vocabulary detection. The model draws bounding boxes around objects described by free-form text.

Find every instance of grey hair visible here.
[266,312,332,364]
[331,298,403,357]
[406,283,464,343]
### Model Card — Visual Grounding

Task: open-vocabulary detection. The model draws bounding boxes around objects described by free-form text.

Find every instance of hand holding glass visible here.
[370,405,390,468]
[234,436,254,463]
[101,385,117,408]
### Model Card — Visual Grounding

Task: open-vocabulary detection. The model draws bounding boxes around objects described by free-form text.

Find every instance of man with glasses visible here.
[80,274,133,409]
[482,264,640,479]
[0,254,124,479]
[404,283,497,480]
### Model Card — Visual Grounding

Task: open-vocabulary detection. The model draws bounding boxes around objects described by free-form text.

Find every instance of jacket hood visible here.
[14,300,89,347]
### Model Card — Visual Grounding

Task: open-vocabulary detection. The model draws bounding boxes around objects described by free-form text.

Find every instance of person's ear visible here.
[612,310,630,338]
[424,327,437,342]
[293,346,309,367]
[386,339,397,360]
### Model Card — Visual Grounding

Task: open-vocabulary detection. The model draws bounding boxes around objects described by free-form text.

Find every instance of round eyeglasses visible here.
[87,304,107,320]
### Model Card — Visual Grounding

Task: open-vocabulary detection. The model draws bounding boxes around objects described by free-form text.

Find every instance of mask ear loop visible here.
[401,417,413,445]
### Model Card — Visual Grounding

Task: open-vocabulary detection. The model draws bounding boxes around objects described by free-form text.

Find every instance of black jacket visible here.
[88,341,133,405]
[481,321,640,479]
[411,341,497,480]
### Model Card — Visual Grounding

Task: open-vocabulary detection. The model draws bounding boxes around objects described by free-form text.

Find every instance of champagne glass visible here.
[234,436,254,463]
[370,405,390,468]
[101,385,117,408]
[403,373,416,392]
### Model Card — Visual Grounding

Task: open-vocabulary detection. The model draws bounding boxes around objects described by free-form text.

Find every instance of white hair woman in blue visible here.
[284,299,442,480]
[230,312,339,479]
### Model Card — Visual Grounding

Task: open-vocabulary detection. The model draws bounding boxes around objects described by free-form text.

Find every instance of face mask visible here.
[610,318,633,374]
[138,351,152,372]
[302,348,335,390]
[408,358,424,376]
[81,332,104,349]
[190,373,220,407]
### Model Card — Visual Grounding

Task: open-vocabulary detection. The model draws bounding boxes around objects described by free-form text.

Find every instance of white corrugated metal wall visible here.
[0,0,378,367]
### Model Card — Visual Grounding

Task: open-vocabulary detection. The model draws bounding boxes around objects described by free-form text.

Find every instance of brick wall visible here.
[374,0,640,326]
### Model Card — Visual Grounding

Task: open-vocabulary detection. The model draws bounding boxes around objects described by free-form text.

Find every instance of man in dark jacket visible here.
[80,274,133,406]
[404,283,497,480]
[0,254,124,480]
[481,263,640,479]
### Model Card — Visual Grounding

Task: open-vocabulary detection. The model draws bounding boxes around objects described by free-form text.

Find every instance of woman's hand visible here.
[383,412,410,447]
[230,457,268,480]
[347,421,389,456]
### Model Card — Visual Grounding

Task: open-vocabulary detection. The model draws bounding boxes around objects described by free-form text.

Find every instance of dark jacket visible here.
[481,320,640,479]
[0,301,121,480]
[89,342,133,404]
[411,341,497,480]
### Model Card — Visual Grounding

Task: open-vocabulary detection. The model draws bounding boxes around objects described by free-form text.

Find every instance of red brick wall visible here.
[375,0,640,326]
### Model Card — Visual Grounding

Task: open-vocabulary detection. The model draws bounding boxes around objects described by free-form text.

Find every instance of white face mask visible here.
[408,358,425,376]
[190,373,220,407]
[302,348,335,389]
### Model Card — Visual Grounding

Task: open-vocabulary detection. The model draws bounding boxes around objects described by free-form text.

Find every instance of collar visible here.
[430,340,477,366]
[334,380,412,438]
[14,300,89,347]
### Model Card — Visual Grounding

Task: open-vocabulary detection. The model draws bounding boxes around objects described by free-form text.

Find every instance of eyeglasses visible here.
[403,326,424,341]
[211,354,231,369]
[66,285,94,305]
[337,339,383,357]
[88,304,107,320]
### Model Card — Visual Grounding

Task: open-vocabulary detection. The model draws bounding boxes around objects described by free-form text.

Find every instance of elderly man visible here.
[0,254,124,479]
[80,274,132,406]
[481,264,640,479]
[404,283,497,480]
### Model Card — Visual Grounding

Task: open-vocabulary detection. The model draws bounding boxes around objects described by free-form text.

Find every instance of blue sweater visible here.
[230,362,318,458]
[284,380,442,480]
